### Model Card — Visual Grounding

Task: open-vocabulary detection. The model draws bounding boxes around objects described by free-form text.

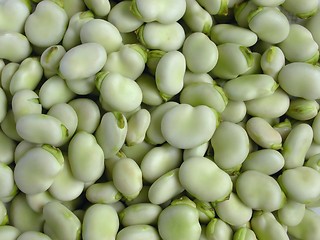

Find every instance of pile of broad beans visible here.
[1,0,320,239]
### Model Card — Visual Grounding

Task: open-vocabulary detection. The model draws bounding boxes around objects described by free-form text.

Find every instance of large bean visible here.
[82,204,119,240]
[182,32,218,73]
[14,145,64,195]
[155,51,186,100]
[158,204,201,240]
[0,32,32,62]
[223,74,278,101]
[278,166,320,204]
[161,104,218,149]
[43,201,81,240]
[251,212,289,240]
[236,170,286,211]
[95,112,127,158]
[211,121,250,171]
[281,123,313,169]
[59,43,106,81]
[112,158,143,200]
[141,143,182,183]
[24,0,68,48]
[131,0,186,24]
[68,131,104,183]
[278,62,320,100]
[179,157,233,202]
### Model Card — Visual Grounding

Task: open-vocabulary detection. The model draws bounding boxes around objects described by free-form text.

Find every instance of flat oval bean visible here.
[211,43,253,79]
[80,19,122,54]
[97,72,142,113]
[112,158,143,200]
[126,109,150,146]
[278,24,319,63]
[43,201,81,240]
[95,112,127,158]
[223,74,278,101]
[82,204,119,240]
[148,168,184,205]
[161,104,218,149]
[236,170,286,211]
[245,88,290,119]
[9,57,43,95]
[251,212,289,240]
[158,204,201,240]
[86,181,122,204]
[108,1,143,33]
[0,130,15,165]
[68,131,104,183]
[246,117,282,149]
[103,44,147,80]
[68,98,100,133]
[248,7,290,44]
[137,22,185,52]
[59,43,107,81]
[9,193,43,232]
[210,24,258,47]
[281,123,313,169]
[14,145,64,195]
[116,225,160,240]
[16,114,68,146]
[277,200,305,227]
[24,0,68,48]
[0,32,32,62]
[211,121,250,171]
[119,203,162,226]
[141,143,182,183]
[131,0,186,24]
[179,157,233,202]
[155,51,186,100]
[214,192,252,227]
[278,63,320,100]
[182,32,218,73]
[278,166,320,204]
[242,149,285,175]
[39,76,75,109]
